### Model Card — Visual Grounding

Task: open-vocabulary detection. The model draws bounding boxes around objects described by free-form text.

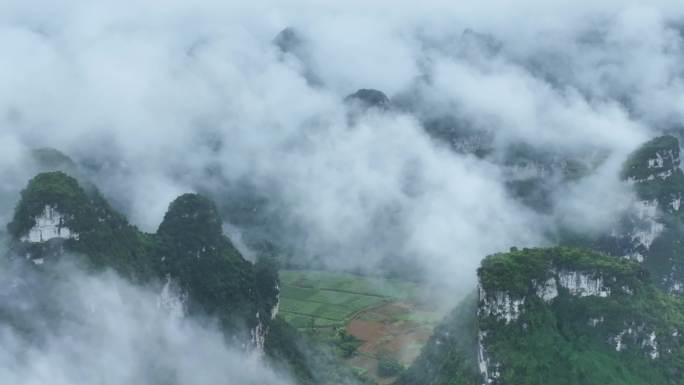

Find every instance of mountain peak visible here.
[6,171,155,276]
[157,193,224,253]
[344,88,391,110]
[7,171,89,242]
[273,27,303,55]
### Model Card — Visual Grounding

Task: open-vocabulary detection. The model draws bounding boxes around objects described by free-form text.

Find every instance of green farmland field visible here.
[279,270,445,384]
[279,270,419,328]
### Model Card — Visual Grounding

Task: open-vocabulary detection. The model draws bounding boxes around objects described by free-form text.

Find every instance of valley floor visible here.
[279,270,446,384]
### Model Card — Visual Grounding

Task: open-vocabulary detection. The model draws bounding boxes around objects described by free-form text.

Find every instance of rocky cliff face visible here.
[20,205,79,244]
[478,269,615,326]
[475,247,684,385]
[603,135,684,294]
[622,136,683,187]
[400,247,684,385]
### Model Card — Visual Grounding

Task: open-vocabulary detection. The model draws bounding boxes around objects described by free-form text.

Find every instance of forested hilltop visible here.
[400,247,684,385]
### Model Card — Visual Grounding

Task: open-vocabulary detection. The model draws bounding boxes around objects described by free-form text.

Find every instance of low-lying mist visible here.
[0,257,293,385]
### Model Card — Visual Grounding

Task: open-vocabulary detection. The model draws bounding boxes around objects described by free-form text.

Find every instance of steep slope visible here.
[401,247,684,385]
[6,171,278,341]
[155,193,275,334]
[266,316,374,385]
[477,247,684,385]
[597,135,684,294]
[396,294,480,385]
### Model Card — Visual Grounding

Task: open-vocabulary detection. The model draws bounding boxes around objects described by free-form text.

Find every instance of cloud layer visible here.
[0,258,292,385]
[2,0,684,294]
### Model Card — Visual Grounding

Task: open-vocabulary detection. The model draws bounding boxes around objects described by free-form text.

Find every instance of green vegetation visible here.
[7,172,156,279]
[265,317,374,385]
[616,135,684,293]
[553,135,684,295]
[404,247,684,385]
[478,248,684,385]
[6,172,278,334]
[479,247,644,297]
[378,355,405,377]
[279,270,419,328]
[281,270,418,297]
[279,269,442,385]
[397,293,480,385]
[338,329,363,357]
[156,193,269,331]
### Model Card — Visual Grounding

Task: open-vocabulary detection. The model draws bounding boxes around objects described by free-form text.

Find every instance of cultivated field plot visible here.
[279,270,418,328]
[279,270,446,384]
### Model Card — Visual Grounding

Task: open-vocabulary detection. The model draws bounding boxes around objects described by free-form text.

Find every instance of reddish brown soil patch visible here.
[347,303,434,357]
[347,319,385,340]
[347,320,387,354]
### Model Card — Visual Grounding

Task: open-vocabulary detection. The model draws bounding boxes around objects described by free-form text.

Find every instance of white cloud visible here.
[1,0,684,294]
[0,259,293,385]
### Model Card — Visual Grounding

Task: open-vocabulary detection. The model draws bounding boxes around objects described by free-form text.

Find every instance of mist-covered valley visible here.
[4,1,684,384]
